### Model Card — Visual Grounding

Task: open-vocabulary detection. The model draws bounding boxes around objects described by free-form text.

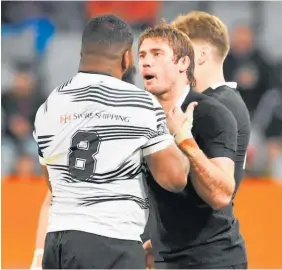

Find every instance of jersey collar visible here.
[76,71,118,85]
[176,85,191,107]
[78,71,113,77]
[210,82,237,90]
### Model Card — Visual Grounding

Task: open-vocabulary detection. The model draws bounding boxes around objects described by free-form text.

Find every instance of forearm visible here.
[31,191,51,269]
[175,143,190,176]
[35,191,51,249]
[178,139,233,208]
[146,142,190,192]
[162,143,190,191]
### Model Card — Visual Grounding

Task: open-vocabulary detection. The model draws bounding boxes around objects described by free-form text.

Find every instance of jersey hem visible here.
[47,224,142,242]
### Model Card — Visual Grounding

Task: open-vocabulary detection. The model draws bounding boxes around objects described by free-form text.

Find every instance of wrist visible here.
[31,248,44,269]
[34,249,44,256]
[173,120,193,145]
[178,138,201,158]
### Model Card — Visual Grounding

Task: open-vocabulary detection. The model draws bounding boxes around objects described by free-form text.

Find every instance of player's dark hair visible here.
[81,14,134,59]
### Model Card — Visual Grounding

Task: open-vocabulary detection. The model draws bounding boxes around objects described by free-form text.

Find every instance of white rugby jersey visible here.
[33,72,173,241]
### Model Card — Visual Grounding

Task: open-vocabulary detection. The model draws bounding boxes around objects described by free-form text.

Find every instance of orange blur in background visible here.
[85,1,161,26]
[1,177,282,269]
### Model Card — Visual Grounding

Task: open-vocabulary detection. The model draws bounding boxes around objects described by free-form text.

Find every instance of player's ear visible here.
[121,47,134,73]
[122,66,136,83]
[178,55,190,73]
[197,45,210,66]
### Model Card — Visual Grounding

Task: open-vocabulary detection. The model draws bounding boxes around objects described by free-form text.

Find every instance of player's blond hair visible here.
[138,21,196,87]
[172,11,230,60]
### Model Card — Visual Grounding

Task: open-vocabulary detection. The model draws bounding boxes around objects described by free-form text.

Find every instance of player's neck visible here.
[196,64,225,93]
[157,79,188,113]
[79,58,123,79]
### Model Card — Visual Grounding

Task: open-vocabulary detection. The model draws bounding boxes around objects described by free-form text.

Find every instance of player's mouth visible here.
[143,75,156,83]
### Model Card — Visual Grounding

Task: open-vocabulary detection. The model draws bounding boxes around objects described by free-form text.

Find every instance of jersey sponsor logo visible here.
[60,111,130,124]
[60,113,72,124]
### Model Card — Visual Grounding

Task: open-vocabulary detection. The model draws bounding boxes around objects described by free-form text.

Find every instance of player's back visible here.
[33,72,168,241]
[203,83,251,193]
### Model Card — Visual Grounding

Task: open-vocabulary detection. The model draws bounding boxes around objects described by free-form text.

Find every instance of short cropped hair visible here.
[138,21,196,87]
[81,14,134,57]
[172,11,230,59]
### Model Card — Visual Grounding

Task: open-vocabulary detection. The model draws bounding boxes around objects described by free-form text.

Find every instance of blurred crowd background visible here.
[1,1,282,180]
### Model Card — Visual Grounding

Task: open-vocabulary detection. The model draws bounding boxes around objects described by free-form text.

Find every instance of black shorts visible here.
[42,230,146,269]
[155,261,248,269]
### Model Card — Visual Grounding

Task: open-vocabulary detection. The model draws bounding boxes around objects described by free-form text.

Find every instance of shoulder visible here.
[215,85,243,102]
[196,93,227,115]
[145,91,163,107]
[119,80,162,108]
[34,102,46,125]
[34,86,58,123]
[195,95,237,131]
[108,77,144,92]
[214,85,250,119]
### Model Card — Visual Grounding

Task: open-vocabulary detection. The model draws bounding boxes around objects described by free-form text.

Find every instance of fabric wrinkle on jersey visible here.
[33,72,174,242]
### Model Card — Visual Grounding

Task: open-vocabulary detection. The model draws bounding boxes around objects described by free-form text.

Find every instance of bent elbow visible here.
[170,174,187,193]
[159,172,187,193]
[213,177,235,209]
[211,191,233,210]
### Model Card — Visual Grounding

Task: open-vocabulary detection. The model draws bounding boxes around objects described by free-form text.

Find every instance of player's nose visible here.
[140,55,153,68]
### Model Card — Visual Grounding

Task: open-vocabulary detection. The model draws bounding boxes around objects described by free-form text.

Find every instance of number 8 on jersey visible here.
[68,130,101,180]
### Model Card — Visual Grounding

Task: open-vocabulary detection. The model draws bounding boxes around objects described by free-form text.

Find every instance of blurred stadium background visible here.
[1,1,282,269]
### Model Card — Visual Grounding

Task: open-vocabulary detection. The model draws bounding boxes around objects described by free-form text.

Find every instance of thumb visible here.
[184,102,198,119]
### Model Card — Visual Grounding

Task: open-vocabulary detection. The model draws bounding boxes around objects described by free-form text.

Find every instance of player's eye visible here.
[154,52,160,57]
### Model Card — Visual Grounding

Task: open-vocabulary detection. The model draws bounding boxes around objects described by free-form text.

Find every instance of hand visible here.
[30,249,44,270]
[166,102,198,136]
[143,240,155,270]
[184,101,198,125]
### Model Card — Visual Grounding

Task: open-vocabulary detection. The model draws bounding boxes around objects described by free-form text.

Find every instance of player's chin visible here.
[144,82,160,95]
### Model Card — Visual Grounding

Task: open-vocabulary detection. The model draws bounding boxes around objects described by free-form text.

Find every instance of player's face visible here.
[138,38,180,95]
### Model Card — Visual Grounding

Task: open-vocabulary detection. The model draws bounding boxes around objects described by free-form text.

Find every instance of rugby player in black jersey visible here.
[171,11,251,268]
[139,22,243,269]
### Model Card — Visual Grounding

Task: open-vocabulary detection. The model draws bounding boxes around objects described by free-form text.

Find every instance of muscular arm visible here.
[31,166,51,269]
[179,139,235,209]
[174,102,237,209]
[145,143,189,192]
[143,97,190,192]
[35,176,51,250]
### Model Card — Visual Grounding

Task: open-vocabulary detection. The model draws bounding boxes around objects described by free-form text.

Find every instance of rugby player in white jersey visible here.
[31,15,190,269]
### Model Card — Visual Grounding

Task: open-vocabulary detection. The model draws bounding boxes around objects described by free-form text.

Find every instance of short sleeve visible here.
[33,105,46,165]
[142,96,174,157]
[194,100,238,160]
[33,129,46,165]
